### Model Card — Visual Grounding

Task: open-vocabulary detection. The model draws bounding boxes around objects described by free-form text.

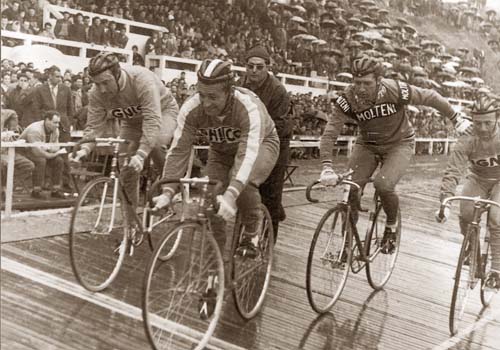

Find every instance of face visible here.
[45,115,60,133]
[246,57,268,85]
[93,70,118,97]
[353,73,378,102]
[49,70,62,85]
[473,114,498,139]
[197,82,229,117]
[74,78,83,89]
[2,75,11,84]
[17,76,29,89]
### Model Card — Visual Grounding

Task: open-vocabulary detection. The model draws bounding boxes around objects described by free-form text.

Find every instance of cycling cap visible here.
[88,52,120,77]
[351,56,383,77]
[197,59,233,85]
[472,95,500,117]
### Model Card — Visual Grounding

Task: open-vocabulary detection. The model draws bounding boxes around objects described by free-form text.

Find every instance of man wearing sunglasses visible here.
[239,45,292,244]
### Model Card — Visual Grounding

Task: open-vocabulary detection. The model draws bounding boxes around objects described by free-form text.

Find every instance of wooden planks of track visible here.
[1,186,500,350]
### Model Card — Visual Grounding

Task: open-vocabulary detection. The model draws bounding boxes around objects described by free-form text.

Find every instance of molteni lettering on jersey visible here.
[398,81,410,102]
[200,127,242,143]
[471,155,500,167]
[111,105,143,119]
[355,103,398,122]
[335,96,351,114]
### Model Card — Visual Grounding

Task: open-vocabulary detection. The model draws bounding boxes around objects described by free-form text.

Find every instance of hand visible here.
[435,206,451,223]
[216,191,237,221]
[69,149,87,163]
[152,192,172,211]
[320,167,339,186]
[128,154,145,173]
[454,115,473,135]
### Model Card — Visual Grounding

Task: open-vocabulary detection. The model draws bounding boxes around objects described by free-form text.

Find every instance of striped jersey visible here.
[440,132,500,200]
[163,86,279,195]
[320,78,457,166]
[84,65,178,155]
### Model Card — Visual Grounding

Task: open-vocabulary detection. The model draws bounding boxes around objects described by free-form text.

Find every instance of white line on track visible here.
[432,304,500,350]
[1,256,246,350]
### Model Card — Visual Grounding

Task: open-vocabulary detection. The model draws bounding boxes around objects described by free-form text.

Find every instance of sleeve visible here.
[135,73,163,157]
[268,84,291,140]
[160,89,179,146]
[439,137,470,202]
[319,103,349,168]
[226,96,270,197]
[407,84,457,120]
[161,97,198,194]
[81,91,108,155]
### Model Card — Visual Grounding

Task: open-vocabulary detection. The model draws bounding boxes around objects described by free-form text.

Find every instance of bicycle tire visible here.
[449,228,478,335]
[480,232,494,307]
[69,177,128,292]
[365,207,401,290]
[143,221,224,350]
[231,204,274,319]
[306,205,352,314]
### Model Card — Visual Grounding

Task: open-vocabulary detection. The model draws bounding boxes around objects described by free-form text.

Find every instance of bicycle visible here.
[142,177,274,350]
[305,170,401,313]
[68,137,174,292]
[437,196,500,335]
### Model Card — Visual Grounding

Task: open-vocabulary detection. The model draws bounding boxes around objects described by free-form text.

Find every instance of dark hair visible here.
[48,65,60,74]
[42,110,60,120]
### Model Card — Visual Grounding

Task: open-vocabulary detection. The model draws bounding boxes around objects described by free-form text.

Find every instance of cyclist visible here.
[436,96,500,290]
[69,52,179,213]
[320,56,472,253]
[152,58,279,317]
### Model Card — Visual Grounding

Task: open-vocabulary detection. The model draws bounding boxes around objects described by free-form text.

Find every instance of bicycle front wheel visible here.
[143,222,224,350]
[365,207,401,290]
[449,229,478,335]
[232,204,274,319]
[306,206,352,314]
[69,177,128,292]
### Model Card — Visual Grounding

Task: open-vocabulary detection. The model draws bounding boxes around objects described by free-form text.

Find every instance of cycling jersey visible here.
[320,78,458,166]
[440,133,500,200]
[83,65,178,156]
[162,86,279,195]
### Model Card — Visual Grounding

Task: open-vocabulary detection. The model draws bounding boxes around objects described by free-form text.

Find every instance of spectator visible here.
[88,17,104,45]
[5,72,35,127]
[132,45,145,66]
[39,22,55,39]
[18,110,66,199]
[54,11,71,40]
[114,26,129,49]
[69,13,87,44]
[3,1,21,21]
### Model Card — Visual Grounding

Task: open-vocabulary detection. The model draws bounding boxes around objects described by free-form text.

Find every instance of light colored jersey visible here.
[440,133,500,200]
[83,65,178,155]
[163,86,279,195]
[320,78,457,166]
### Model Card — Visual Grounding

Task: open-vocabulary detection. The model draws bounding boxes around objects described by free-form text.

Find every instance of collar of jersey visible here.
[118,69,127,92]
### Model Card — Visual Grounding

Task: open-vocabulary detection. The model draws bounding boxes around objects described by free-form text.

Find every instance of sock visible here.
[385,223,397,232]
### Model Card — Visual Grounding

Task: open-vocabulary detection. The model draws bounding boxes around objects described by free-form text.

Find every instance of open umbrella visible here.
[347,40,362,48]
[423,48,436,56]
[356,30,383,40]
[291,16,307,23]
[439,53,452,60]
[429,57,442,64]
[457,47,469,53]
[290,26,308,35]
[292,34,318,41]
[378,9,389,15]
[363,49,382,57]
[360,0,376,6]
[395,47,412,56]
[470,77,484,84]
[480,21,493,28]
[348,17,362,25]
[335,18,347,26]
[403,24,417,34]
[420,39,433,47]
[325,1,337,8]
[293,5,307,12]
[320,19,337,28]
[312,39,328,45]
[384,52,398,58]
[329,49,344,56]
[271,0,291,4]
[486,9,497,15]
[361,21,377,29]
[459,66,480,74]
[303,0,319,9]
[382,44,395,53]
[376,23,392,30]
[406,44,421,51]
[396,17,409,25]
[360,40,374,48]
[442,80,471,88]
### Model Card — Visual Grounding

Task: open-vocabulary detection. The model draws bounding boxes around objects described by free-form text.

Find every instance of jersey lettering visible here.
[111,105,143,119]
[336,96,352,114]
[398,81,410,103]
[355,103,398,122]
[471,155,500,167]
[200,127,242,143]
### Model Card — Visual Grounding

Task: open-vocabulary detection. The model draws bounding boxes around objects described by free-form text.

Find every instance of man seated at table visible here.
[19,110,67,199]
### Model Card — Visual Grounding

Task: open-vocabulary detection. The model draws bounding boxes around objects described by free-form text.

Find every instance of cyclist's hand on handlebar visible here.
[320,166,339,186]
[152,192,172,211]
[216,190,237,221]
[435,205,451,223]
[69,149,87,164]
[128,154,145,173]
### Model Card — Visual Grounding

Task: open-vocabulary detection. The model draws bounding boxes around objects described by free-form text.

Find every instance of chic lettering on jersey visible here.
[200,127,242,143]
[355,103,398,122]
[471,155,500,167]
[111,105,143,119]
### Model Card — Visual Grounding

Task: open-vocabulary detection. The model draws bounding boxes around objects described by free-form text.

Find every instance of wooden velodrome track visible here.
[1,174,499,350]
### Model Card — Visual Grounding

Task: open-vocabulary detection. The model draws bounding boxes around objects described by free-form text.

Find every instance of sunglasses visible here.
[246,63,266,71]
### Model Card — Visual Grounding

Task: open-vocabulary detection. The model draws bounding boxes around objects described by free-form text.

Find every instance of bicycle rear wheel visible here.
[232,204,274,319]
[306,206,352,314]
[365,206,401,290]
[449,229,478,335]
[69,177,128,292]
[143,222,224,350]
[480,231,494,307]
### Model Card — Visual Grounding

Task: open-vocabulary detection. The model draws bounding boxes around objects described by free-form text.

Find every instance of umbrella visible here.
[360,15,373,23]
[360,40,374,48]
[292,34,318,41]
[303,0,319,9]
[361,21,377,29]
[356,30,383,40]
[348,17,362,25]
[347,40,362,48]
[486,9,497,15]
[312,39,327,45]
[376,23,392,30]
[406,44,421,51]
[363,49,382,57]
[403,24,417,34]
[290,26,308,35]
[335,18,347,26]
[378,9,389,15]
[442,81,471,88]
[382,61,393,68]
[436,72,455,80]
[480,21,493,28]
[396,17,409,25]
[423,49,436,56]
[395,47,412,56]
[5,44,66,70]
[325,1,337,8]
[320,12,334,20]
[293,5,307,12]
[360,0,376,6]
[450,56,462,62]
[329,49,344,56]
[470,77,484,84]
[420,39,433,47]
[459,66,480,74]
[320,19,337,28]
[382,44,395,53]
[384,52,398,58]
[439,53,452,60]
[291,16,307,23]
[457,47,469,53]
[270,0,291,4]
[429,57,442,63]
